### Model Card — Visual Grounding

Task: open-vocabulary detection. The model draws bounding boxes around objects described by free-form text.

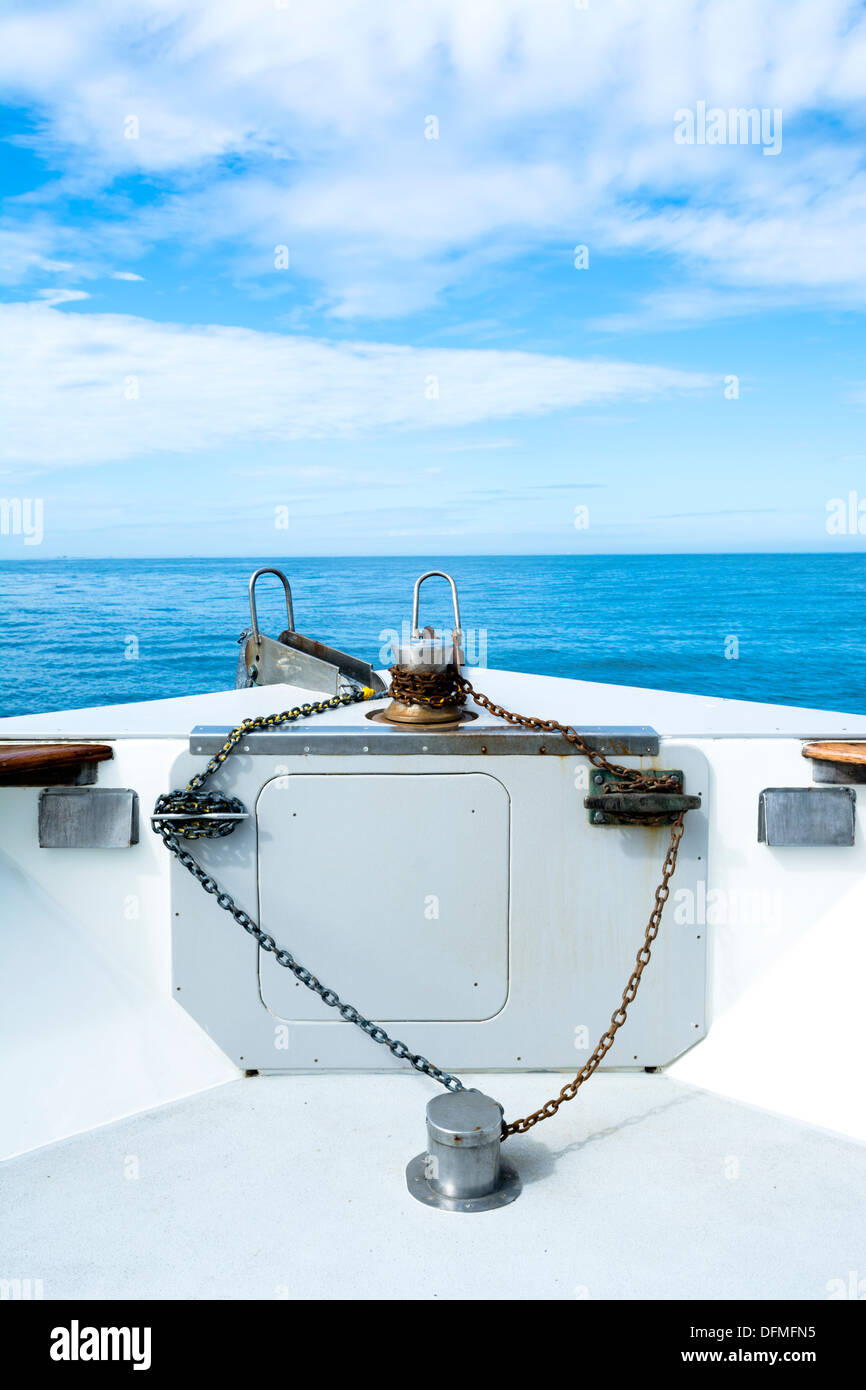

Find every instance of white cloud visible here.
[0,0,864,318]
[0,229,75,284]
[34,287,90,305]
[111,271,145,281]
[601,166,866,297]
[0,301,712,467]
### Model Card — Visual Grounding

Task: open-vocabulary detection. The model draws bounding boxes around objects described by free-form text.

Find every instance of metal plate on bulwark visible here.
[38,788,139,848]
[758,787,856,847]
[190,723,660,757]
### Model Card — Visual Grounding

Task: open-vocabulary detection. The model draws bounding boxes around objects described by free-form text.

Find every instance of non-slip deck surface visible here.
[3,1072,864,1300]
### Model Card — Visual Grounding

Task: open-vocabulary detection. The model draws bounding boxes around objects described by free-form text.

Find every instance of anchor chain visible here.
[501,814,685,1137]
[387,664,467,709]
[152,670,689,1132]
[450,674,687,1137]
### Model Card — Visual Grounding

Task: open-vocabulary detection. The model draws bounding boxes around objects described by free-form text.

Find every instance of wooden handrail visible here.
[0,743,113,778]
[802,741,866,766]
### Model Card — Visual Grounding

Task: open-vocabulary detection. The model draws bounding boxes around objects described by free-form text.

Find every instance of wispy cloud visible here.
[34,287,90,306]
[1,1,865,319]
[0,301,712,467]
[0,1,863,557]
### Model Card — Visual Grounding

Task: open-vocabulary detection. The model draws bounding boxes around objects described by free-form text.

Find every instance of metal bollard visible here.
[406,1091,521,1212]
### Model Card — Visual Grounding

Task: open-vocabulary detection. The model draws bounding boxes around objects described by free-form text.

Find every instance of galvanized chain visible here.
[187,692,367,792]
[157,823,467,1091]
[152,687,466,1094]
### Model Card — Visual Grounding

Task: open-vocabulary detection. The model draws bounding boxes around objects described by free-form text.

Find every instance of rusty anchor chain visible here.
[387,665,692,1138]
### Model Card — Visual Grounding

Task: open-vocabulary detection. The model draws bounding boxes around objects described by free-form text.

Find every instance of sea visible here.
[1,553,864,718]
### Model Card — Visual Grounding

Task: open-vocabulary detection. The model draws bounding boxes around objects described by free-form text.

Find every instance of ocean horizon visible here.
[1,552,864,719]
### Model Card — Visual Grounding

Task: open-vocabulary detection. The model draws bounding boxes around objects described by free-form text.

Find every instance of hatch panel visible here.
[256,772,510,1021]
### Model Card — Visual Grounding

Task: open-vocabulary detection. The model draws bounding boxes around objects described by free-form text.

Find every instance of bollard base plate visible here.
[405,1152,521,1213]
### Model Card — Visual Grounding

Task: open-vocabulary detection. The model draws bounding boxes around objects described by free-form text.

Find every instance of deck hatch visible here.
[256,772,510,1022]
[169,739,708,1071]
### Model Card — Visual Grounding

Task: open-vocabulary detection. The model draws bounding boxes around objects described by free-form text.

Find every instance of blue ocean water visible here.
[0,554,864,718]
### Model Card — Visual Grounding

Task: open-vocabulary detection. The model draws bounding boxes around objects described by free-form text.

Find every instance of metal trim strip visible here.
[189,724,660,757]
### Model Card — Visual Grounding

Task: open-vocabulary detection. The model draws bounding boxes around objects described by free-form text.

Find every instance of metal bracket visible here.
[39,788,139,848]
[584,768,701,826]
[758,787,856,847]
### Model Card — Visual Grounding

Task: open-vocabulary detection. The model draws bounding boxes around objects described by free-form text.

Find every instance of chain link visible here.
[457,675,679,795]
[388,664,466,708]
[501,814,685,1137]
[453,676,687,1139]
[187,691,366,792]
[155,819,467,1091]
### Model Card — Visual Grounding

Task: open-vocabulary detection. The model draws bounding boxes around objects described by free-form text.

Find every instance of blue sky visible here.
[1,0,865,557]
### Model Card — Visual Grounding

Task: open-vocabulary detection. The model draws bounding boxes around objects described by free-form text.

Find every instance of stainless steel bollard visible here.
[406,1091,521,1212]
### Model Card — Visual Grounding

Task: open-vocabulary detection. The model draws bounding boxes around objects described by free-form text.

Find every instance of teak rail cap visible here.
[0,743,113,779]
[802,741,866,767]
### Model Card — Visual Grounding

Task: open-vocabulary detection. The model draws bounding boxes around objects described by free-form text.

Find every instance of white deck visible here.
[4,1071,863,1301]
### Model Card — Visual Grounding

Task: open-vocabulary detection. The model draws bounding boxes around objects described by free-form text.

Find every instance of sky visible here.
[1,0,865,557]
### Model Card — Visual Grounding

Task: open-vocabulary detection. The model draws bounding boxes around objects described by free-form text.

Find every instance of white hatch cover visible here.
[256,772,510,1022]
